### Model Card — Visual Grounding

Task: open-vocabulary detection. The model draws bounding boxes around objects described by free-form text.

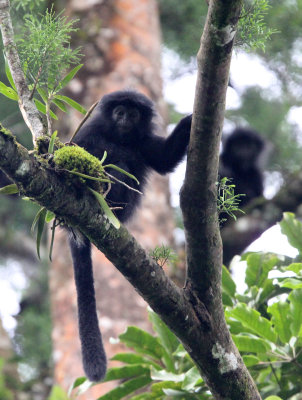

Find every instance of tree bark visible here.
[50,0,174,396]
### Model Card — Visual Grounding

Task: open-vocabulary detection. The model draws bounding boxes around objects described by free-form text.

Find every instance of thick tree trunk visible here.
[50,0,174,396]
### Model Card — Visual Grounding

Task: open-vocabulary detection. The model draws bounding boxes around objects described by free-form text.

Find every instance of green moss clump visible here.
[53,145,107,191]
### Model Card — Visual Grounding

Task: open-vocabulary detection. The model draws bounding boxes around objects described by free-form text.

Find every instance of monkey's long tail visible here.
[69,235,107,382]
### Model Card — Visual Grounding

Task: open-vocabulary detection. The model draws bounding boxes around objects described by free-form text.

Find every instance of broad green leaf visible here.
[97,375,151,400]
[285,263,302,275]
[226,303,277,342]
[34,99,58,120]
[245,252,279,288]
[150,381,182,396]
[111,352,161,369]
[104,365,150,382]
[222,292,233,306]
[148,310,179,358]
[242,355,260,367]
[45,210,56,223]
[0,81,18,100]
[268,301,292,343]
[5,58,17,90]
[151,369,185,382]
[232,334,269,353]
[68,377,87,397]
[0,184,19,195]
[48,130,58,154]
[181,366,203,391]
[279,212,302,254]
[54,94,86,114]
[280,277,302,289]
[56,64,83,91]
[222,265,236,298]
[288,289,302,337]
[264,397,283,400]
[89,188,120,229]
[119,326,164,360]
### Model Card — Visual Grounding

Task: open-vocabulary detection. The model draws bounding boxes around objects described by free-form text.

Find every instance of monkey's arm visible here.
[141,114,192,174]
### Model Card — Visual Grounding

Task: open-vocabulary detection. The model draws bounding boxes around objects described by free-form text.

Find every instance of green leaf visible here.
[0,184,19,195]
[279,212,302,254]
[104,365,150,382]
[245,252,279,288]
[45,210,56,223]
[267,302,292,343]
[97,375,151,400]
[111,353,161,370]
[151,369,185,382]
[104,163,140,185]
[49,218,56,262]
[52,98,67,112]
[285,263,302,275]
[5,58,17,91]
[119,326,164,360]
[222,264,236,298]
[0,81,18,100]
[37,87,48,103]
[68,377,87,397]
[280,277,302,289]
[242,355,260,367]
[264,397,283,400]
[181,366,203,391]
[54,94,86,114]
[34,98,58,120]
[150,381,182,397]
[232,334,270,353]
[56,64,83,91]
[31,207,47,259]
[148,310,179,360]
[88,188,120,229]
[288,289,302,337]
[226,303,277,342]
[48,130,58,154]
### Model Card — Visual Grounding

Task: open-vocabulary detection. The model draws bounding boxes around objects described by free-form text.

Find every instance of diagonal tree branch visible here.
[0,0,263,398]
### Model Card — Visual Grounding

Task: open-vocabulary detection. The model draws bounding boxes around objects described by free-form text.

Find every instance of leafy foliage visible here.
[217,177,245,223]
[60,212,302,399]
[149,245,178,268]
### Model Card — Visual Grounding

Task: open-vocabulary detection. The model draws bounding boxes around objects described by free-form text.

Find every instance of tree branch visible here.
[0,0,44,139]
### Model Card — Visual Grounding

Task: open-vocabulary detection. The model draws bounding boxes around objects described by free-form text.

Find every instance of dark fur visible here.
[219,127,265,208]
[69,90,192,381]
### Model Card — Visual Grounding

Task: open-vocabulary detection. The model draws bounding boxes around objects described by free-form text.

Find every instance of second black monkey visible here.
[69,90,192,381]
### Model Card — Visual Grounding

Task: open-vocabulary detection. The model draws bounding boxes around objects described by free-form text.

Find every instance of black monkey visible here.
[69,90,192,381]
[219,127,265,208]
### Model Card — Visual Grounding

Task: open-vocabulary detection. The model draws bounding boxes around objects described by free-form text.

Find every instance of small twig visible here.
[29,64,43,100]
[105,171,143,195]
[68,100,99,143]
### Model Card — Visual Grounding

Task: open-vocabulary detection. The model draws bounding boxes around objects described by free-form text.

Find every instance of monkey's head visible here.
[99,91,156,144]
[222,127,265,170]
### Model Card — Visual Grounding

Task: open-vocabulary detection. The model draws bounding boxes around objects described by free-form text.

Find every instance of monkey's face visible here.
[112,105,141,137]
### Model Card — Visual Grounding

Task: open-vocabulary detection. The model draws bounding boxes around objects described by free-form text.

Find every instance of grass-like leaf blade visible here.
[56,64,83,91]
[5,58,17,91]
[104,164,139,185]
[31,207,47,259]
[34,99,58,120]
[48,131,58,154]
[54,94,86,114]
[49,218,56,261]
[0,184,19,195]
[88,188,120,229]
[0,81,18,100]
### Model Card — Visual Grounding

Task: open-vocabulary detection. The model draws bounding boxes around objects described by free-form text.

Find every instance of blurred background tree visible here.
[1,0,302,398]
